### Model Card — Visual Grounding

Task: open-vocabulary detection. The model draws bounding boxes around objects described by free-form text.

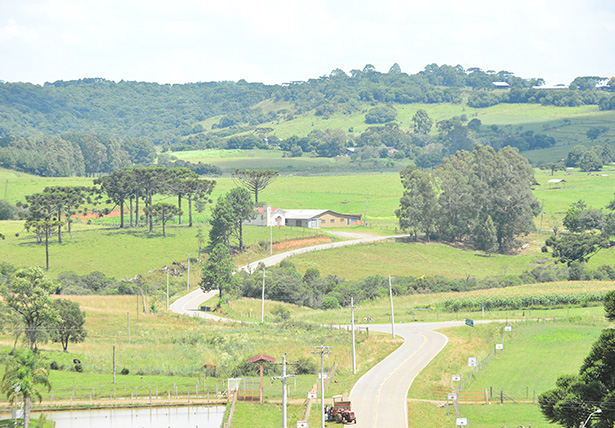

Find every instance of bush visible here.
[295,356,317,375]
[50,361,59,370]
[271,304,291,320]
[120,368,130,375]
[74,363,83,373]
[321,296,341,310]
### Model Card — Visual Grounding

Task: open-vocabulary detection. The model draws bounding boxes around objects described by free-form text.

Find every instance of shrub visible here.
[50,361,59,370]
[74,363,83,373]
[321,296,341,310]
[120,368,129,375]
[271,304,291,320]
[295,356,317,375]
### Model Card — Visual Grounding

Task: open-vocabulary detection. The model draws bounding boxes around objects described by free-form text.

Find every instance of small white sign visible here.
[456,417,468,426]
[297,421,309,428]
[447,392,457,401]
[495,344,504,350]
[318,373,328,379]
[451,374,461,381]
[307,392,317,399]
[505,326,512,332]
[468,357,477,367]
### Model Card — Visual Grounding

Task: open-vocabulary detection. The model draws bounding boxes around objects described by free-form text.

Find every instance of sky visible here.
[1,0,614,86]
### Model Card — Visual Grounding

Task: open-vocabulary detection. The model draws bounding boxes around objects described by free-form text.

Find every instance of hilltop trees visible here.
[396,144,538,252]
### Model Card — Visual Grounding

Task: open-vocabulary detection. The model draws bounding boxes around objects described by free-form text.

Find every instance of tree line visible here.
[16,166,216,270]
[2,64,614,149]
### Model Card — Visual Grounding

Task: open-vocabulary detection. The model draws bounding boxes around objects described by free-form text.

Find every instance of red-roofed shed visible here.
[248,354,275,403]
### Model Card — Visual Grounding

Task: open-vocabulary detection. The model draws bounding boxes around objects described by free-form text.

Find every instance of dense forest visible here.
[1,63,614,177]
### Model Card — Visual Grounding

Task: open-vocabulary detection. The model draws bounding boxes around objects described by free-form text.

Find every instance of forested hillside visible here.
[1,63,614,177]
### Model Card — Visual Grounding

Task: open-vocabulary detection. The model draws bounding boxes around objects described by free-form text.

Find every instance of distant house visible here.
[284,209,362,228]
[244,207,362,228]
[244,206,286,227]
[492,82,510,89]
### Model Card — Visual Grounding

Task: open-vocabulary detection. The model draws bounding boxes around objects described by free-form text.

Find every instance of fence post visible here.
[500,390,503,404]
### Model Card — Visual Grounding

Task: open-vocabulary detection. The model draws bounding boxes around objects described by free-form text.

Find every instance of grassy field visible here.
[0,294,401,406]
[407,317,605,427]
[193,99,615,166]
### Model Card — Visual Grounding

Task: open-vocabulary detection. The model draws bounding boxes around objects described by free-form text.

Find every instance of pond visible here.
[40,405,225,428]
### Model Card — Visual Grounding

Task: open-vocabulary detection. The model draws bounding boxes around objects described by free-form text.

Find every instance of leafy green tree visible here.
[539,329,615,427]
[473,215,498,255]
[365,106,397,124]
[395,166,438,241]
[604,290,615,321]
[539,161,566,176]
[412,109,433,134]
[232,169,278,205]
[545,232,607,265]
[225,188,256,252]
[1,267,59,351]
[563,200,587,232]
[586,126,608,140]
[565,145,587,167]
[1,348,51,428]
[144,202,181,237]
[208,196,235,249]
[578,150,603,172]
[199,244,237,298]
[435,151,477,241]
[50,299,86,352]
[0,200,15,220]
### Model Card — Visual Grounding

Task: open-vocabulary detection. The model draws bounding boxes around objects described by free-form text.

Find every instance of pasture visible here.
[408,317,606,427]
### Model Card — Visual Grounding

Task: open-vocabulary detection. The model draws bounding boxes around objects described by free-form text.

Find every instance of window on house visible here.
[321,219,325,223]
[330,219,335,223]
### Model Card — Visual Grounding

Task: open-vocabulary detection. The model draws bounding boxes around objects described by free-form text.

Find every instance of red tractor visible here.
[329,396,356,424]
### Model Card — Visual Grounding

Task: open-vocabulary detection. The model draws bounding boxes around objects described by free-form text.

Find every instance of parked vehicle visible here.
[329,395,356,424]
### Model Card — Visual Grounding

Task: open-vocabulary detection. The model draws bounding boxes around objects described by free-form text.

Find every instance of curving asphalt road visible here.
[169,233,408,319]
[169,232,465,426]
[350,321,464,428]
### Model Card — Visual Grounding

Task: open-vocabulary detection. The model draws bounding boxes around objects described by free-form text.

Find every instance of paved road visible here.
[170,233,408,317]
[350,321,464,428]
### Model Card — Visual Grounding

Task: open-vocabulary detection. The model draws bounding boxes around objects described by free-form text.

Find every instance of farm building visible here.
[244,206,362,228]
[244,206,286,227]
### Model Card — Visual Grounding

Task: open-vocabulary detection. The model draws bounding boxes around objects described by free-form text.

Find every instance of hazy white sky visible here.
[1,0,614,86]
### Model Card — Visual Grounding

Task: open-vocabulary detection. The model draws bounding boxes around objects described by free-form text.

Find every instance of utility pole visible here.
[364,197,369,227]
[113,345,116,384]
[271,354,297,428]
[351,297,356,375]
[389,274,395,338]
[166,268,169,311]
[270,225,273,255]
[312,346,332,428]
[187,253,190,291]
[261,268,266,323]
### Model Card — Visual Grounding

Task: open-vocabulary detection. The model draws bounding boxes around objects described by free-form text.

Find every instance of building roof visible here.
[547,179,566,183]
[283,209,329,220]
[492,81,510,87]
[247,353,276,364]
